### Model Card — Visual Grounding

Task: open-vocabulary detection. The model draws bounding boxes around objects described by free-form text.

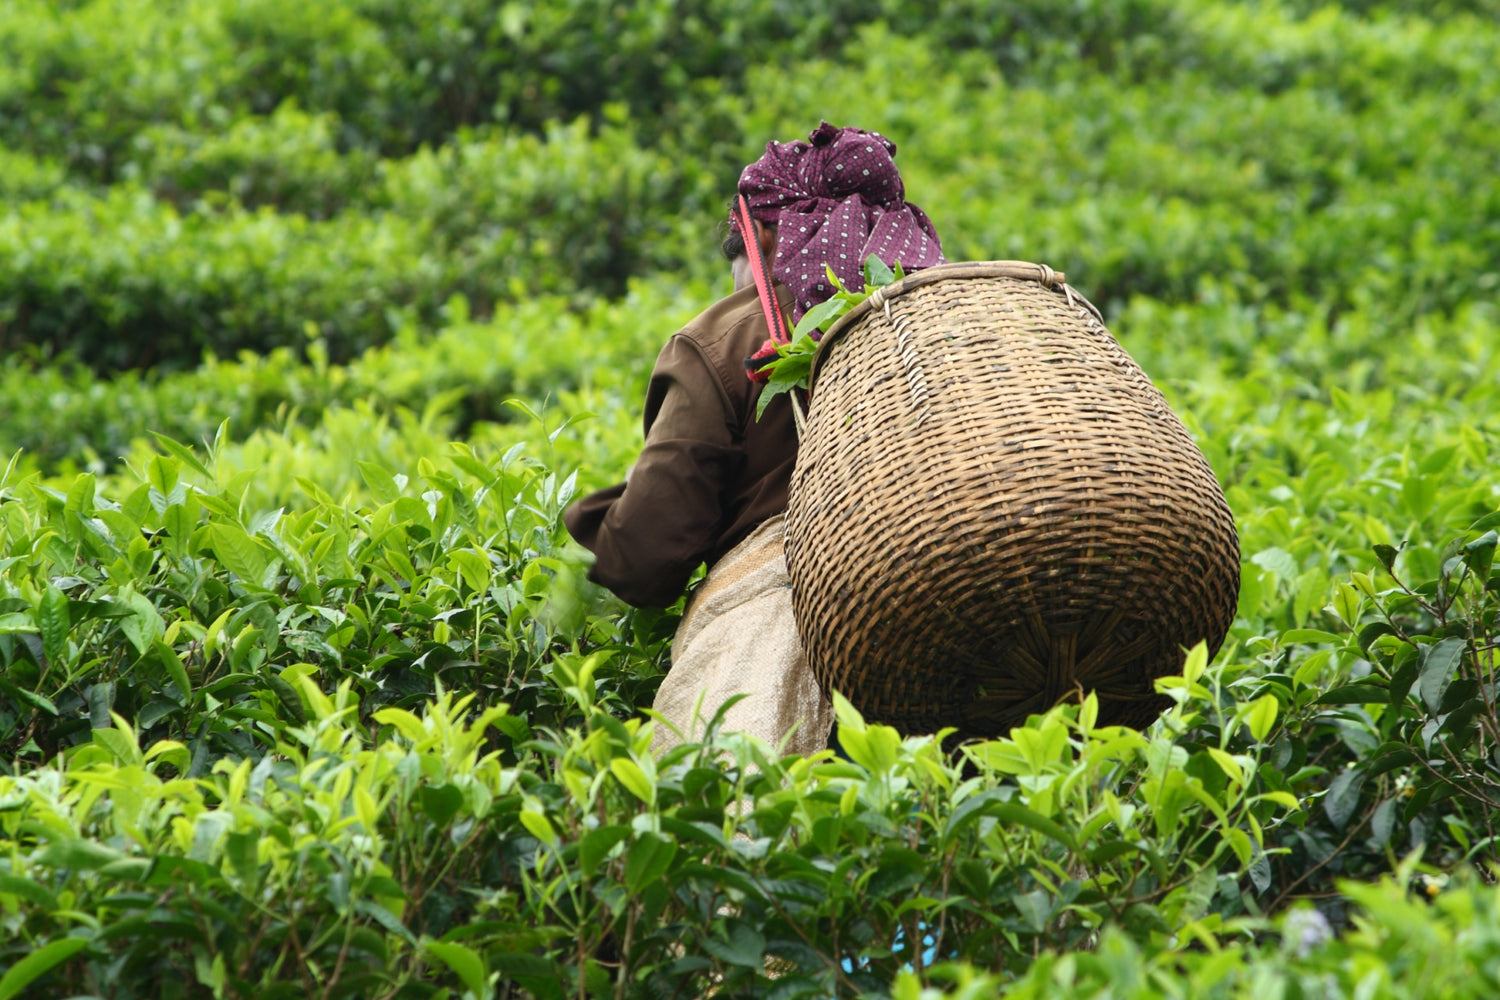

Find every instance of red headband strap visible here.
[734,195,790,346]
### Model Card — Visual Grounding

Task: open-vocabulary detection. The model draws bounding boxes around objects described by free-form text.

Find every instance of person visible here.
[563,122,945,756]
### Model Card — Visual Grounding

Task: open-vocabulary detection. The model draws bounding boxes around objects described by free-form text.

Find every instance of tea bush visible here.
[0,643,1304,998]
[4,11,1496,373]
[0,278,707,472]
[0,123,693,369]
[0,0,1196,179]
[3,0,1500,996]
[0,148,68,202]
[4,462,1500,998]
[0,189,442,369]
[126,104,382,220]
[730,25,1499,317]
[0,431,671,765]
[996,864,1500,999]
[0,0,403,178]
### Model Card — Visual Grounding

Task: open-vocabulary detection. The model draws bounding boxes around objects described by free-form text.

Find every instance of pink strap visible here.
[734,195,790,345]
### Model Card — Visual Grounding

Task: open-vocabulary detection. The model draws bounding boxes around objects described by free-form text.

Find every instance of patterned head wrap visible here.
[734,122,946,324]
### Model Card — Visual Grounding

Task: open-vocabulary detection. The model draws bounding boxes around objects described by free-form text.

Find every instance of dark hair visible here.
[720,198,774,261]
[720,227,746,261]
[720,197,746,260]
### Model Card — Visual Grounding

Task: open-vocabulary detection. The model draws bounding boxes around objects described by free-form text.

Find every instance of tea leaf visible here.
[1322,768,1365,830]
[1282,629,1343,645]
[420,784,466,827]
[579,825,631,876]
[120,591,164,656]
[702,922,766,969]
[792,299,847,339]
[519,807,556,846]
[37,586,69,670]
[1317,684,1388,706]
[624,832,676,892]
[1463,530,1497,578]
[0,937,90,1000]
[1246,694,1279,742]
[986,803,1074,848]
[150,432,213,479]
[449,548,492,595]
[1373,544,1400,573]
[610,757,654,805]
[359,461,403,503]
[206,523,270,587]
[425,940,488,998]
[1419,637,1465,714]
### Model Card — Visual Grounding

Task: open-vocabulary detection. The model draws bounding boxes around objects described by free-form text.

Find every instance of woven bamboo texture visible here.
[785,261,1240,739]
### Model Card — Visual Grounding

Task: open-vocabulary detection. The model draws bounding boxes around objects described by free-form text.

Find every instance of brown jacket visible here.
[563,283,798,607]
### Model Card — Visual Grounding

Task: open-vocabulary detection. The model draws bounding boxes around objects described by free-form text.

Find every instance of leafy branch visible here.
[755,255,905,419]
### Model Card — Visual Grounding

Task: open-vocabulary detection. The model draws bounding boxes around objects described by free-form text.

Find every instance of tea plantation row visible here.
[1,3,1497,385]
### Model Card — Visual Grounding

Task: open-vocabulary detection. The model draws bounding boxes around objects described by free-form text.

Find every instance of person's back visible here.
[563,283,798,607]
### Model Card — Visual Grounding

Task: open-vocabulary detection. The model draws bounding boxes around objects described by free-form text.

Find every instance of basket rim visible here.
[806,259,1100,395]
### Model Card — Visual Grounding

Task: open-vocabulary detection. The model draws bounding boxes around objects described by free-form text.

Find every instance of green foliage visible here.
[0,278,708,473]
[0,436,670,766]
[997,864,1500,999]
[379,120,698,303]
[127,104,382,219]
[0,0,404,176]
[3,0,1500,995]
[0,122,694,369]
[733,20,1500,320]
[0,653,1304,998]
[3,626,1498,997]
[1251,514,1500,874]
[755,256,904,418]
[0,0,1201,179]
[0,187,437,369]
[0,147,67,201]
[5,2,1498,375]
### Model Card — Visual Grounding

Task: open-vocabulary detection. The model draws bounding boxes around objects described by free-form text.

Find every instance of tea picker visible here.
[564,122,1239,751]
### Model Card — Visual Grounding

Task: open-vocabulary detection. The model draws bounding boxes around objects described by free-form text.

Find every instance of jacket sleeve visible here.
[562,335,740,607]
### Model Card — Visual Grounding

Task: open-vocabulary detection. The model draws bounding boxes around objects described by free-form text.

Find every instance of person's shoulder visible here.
[677,284,768,356]
[671,283,789,399]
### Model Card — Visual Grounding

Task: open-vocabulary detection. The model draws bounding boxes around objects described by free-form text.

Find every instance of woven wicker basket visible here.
[785,261,1239,738]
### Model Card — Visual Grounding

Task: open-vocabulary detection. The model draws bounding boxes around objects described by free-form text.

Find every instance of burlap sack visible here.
[650,513,833,757]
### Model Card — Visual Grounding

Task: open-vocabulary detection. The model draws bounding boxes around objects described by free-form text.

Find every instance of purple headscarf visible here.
[735,122,946,324]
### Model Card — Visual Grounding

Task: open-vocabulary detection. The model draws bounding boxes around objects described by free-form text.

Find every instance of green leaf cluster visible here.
[755,256,904,419]
[0,433,667,767]
[0,656,1304,998]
